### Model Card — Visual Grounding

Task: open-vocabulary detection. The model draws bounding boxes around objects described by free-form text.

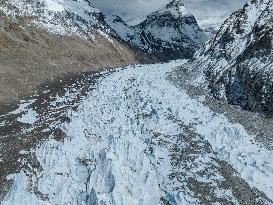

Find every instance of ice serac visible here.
[180,0,273,116]
[2,61,273,204]
[107,0,207,60]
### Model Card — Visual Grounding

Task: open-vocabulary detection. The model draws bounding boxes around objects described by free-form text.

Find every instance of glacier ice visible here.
[2,61,273,204]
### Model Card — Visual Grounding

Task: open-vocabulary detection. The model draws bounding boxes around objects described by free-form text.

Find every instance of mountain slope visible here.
[0,0,151,105]
[1,0,109,36]
[179,0,273,116]
[107,0,207,60]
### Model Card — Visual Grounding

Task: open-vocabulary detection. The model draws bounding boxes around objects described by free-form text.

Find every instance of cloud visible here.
[90,0,168,19]
[90,0,247,20]
[184,0,247,19]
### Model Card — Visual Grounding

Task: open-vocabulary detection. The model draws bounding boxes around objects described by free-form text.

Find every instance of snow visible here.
[19,150,29,155]
[106,15,134,41]
[161,0,192,18]
[0,0,105,38]
[17,109,38,124]
[10,99,36,115]
[3,99,38,124]
[169,3,192,18]
[189,0,273,105]
[0,120,6,127]
[202,0,272,60]
[42,0,65,12]
[97,30,114,44]
[197,15,226,38]
[3,172,50,205]
[107,1,206,55]
[2,61,273,204]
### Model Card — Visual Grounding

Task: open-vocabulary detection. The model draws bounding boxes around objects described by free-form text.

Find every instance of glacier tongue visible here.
[2,61,273,204]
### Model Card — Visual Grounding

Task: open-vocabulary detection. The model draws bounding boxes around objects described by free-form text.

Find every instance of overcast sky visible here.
[90,0,247,20]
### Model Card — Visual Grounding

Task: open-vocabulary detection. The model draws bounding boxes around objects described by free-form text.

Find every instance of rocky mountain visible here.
[107,0,208,60]
[1,0,110,36]
[179,0,273,116]
[0,0,151,105]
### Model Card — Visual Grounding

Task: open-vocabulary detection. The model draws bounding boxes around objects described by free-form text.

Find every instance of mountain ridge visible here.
[107,0,207,60]
[178,0,273,116]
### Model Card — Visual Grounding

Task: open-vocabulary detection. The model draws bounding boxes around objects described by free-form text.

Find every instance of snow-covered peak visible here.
[1,0,108,37]
[8,0,101,20]
[166,0,190,15]
[152,0,192,18]
[107,0,207,60]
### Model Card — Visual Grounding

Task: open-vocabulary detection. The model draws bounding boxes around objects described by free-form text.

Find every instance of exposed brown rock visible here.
[0,11,152,106]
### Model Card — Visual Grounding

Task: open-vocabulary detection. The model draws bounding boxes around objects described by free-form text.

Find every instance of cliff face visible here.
[107,0,207,60]
[0,0,151,104]
[180,0,273,116]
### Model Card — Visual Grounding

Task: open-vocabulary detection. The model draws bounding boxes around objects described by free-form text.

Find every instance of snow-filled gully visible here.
[2,61,273,204]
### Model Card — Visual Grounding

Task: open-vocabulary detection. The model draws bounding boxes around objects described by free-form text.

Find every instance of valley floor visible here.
[1,61,273,204]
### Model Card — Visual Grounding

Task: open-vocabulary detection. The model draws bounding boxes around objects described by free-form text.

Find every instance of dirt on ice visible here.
[1,62,273,204]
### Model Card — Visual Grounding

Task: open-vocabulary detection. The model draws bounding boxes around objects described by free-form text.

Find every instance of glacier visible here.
[2,61,273,204]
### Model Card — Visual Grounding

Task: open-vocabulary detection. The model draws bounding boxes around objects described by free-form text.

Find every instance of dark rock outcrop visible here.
[181,0,273,116]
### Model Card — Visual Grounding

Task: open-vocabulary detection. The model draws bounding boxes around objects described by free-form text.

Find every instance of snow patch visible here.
[17,109,38,124]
